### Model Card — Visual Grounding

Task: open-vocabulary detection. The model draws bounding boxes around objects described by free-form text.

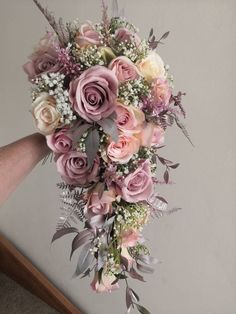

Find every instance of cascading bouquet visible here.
[23,1,191,313]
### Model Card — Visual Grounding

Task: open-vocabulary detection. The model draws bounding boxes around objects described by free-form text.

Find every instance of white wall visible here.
[0,1,236,313]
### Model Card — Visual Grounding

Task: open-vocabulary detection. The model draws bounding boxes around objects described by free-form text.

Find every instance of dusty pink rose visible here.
[23,34,61,80]
[85,190,115,218]
[141,123,165,147]
[56,151,100,186]
[115,103,145,135]
[108,56,139,82]
[121,160,153,203]
[121,228,140,248]
[46,128,73,153]
[69,66,118,122]
[107,134,140,164]
[75,21,100,47]
[115,28,141,47]
[151,78,171,113]
[91,271,119,293]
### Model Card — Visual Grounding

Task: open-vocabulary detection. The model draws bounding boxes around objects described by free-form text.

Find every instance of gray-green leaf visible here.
[73,242,95,277]
[85,129,100,167]
[97,118,119,142]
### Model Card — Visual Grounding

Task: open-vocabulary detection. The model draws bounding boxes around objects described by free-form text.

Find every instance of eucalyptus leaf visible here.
[136,304,151,314]
[97,118,118,142]
[126,287,133,313]
[164,170,169,184]
[130,288,140,302]
[73,242,95,277]
[85,128,100,167]
[70,229,94,260]
[72,123,91,143]
[51,227,78,244]
[129,267,145,282]
[137,255,158,265]
[137,262,154,274]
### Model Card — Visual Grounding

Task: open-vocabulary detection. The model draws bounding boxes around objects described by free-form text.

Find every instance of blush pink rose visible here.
[46,128,73,153]
[151,78,171,113]
[121,228,140,248]
[23,34,61,81]
[115,28,141,47]
[69,66,118,122]
[75,21,100,47]
[141,123,165,147]
[107,134,140,164]
[115,103,145,135]
[85,190,115,219]
[108,56,139,82]
[121,160,153,203]
[56,151,100,186]
[91,271,119,293]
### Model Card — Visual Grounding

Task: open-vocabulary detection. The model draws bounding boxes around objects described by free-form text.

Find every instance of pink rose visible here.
[115,28,141,47]
[151,78,171,113]
[23,34,61,81]
[46,128,73,153]
[75,21,100,47]
[107,134,140,164]
[56,151,100,186]
[121,228,140,248]
[121,160,153,203]
[69,66,118,122]
[91,271,119,293]
[108,56,139,82]
[141,123,165,147]
[115,103,145,135]
[85,190,115,219]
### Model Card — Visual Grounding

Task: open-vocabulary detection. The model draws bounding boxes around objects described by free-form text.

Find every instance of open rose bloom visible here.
[24,2,188,313]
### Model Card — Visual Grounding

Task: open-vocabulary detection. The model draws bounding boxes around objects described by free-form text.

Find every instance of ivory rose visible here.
[31,92,61,135]
[91,270,119,293]
[23,34,61,80]
[75,21,100,47]
[107,134,140,164]
[85,190,115,218]
[121,160,153,203]
[137,51,166,82]
[46,128,73,153]
[141,123,165,147]
[56,151,100,186]
[115,103,145,135]
[69,66,118,122]
[108,56,139,82]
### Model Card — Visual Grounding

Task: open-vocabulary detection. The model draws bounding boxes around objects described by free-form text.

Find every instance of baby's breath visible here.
[32,73,76,125]
[72,45,105,69]
[118,78,151,107]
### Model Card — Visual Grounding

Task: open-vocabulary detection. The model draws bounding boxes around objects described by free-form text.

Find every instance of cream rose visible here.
[31,92,61,135]
[137,51,166,82]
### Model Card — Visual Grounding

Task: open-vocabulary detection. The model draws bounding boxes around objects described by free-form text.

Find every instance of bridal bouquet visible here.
[24,1,191,313]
